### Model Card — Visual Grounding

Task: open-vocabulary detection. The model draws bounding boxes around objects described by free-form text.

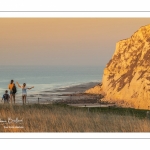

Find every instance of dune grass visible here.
[0,104,150,132]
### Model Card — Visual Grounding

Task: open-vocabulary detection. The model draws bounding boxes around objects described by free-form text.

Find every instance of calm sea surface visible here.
[0,65,105,97]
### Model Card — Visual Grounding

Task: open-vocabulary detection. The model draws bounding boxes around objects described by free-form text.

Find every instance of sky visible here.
[0,18,150,66]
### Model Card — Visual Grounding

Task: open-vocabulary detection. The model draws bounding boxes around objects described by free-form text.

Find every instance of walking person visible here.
[8,80,16,104]
[2,90,10,104]
[16,82,34,105]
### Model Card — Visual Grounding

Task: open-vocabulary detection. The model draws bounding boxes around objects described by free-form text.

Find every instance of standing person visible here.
[16,82,34,105]
[2,90,10,104]
[12,83,17,103]
[8,80,16,104]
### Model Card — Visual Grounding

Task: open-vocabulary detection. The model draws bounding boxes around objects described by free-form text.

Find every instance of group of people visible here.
[1,80,34,105]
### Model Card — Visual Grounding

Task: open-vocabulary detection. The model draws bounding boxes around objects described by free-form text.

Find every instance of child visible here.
[16,82,34,105]
[2,90,10,104]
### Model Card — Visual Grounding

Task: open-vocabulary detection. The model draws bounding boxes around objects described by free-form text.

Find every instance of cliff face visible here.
[86,24,150,109]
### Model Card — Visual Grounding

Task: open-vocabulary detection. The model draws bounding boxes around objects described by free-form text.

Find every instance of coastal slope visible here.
[86,24,150,109]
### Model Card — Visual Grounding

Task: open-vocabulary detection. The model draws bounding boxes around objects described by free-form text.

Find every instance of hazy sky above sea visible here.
[0,18,150,66]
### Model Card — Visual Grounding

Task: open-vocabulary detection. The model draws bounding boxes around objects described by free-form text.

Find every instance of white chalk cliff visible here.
[85,24,150,109]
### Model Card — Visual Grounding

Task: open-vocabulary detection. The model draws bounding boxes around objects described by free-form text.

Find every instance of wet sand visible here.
[0,82,100,104]
[44,82,99,93]
[0,82,117,107]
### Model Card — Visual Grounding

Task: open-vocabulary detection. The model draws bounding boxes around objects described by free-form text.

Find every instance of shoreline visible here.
[30,81,100,104]
[0,81,100,104]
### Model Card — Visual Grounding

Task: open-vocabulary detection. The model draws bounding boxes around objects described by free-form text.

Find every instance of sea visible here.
[0,65,105,99]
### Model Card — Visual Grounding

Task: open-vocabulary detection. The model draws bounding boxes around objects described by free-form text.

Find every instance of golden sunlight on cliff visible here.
[85,24,150,109]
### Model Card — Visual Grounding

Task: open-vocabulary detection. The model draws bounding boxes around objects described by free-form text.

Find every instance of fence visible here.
[0,93,113,107]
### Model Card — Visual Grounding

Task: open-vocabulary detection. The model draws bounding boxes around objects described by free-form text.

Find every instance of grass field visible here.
[0,103,150,132]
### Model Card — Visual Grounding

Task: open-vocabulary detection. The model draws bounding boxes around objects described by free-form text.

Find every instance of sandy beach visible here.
[30,81,102,104]
[0,82,101,104]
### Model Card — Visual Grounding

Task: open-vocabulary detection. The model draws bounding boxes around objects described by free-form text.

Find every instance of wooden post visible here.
[146,111,150,118]
[88,107,90,113]
[38,97,39,104]
[70,95,72,104]
[100,99,101,108]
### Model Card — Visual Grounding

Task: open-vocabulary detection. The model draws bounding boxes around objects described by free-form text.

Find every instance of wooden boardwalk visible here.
[67,103,116,108]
